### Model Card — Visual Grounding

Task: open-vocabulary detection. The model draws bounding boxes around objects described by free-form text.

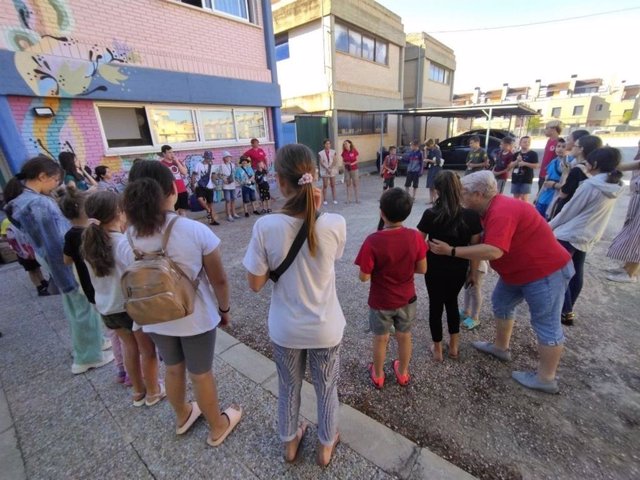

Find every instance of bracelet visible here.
[218,306,230,313]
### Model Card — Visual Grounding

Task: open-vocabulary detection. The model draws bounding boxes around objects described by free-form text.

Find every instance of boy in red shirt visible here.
[355,188,427,388]
[381,146,398,190]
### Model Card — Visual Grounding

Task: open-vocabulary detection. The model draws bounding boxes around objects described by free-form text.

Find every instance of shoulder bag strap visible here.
[269,213,320,283]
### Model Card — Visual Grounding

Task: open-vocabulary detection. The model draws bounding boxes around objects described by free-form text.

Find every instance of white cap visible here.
[222,151,232,158]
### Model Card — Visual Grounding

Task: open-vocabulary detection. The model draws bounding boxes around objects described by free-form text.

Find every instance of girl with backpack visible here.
[124,160,241,446]
[4,156,111,374]
[243,144,346,466]
[82,190,164,405]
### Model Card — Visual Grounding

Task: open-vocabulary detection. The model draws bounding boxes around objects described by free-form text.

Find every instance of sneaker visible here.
[511,371,559,394]
[145,384,166,407]
[227,215,234,222]
[233,214,241,219]
[472,341,511,361]
[606,272,637,283]
[245,212,249,218]
[561,312,575,326]
[333,200,338,204]
[323,201,328,206]
[462,316,481,330]
[37,285,50,296]
[253,210,261,215]
[71,351,114,375]
[210,220,220,226]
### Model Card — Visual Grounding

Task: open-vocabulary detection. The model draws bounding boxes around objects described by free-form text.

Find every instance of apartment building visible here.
[403,32,456,144]
[0,0,281,186]
[272,0,405,161]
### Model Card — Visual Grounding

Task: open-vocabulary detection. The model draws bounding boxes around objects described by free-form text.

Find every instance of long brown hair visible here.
[432,170,465,234]
[81,191,121,277]
[275,144,318,256]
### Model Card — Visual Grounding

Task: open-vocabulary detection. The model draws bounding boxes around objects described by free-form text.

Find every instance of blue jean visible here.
[491,261,574,346]
[559,240,586,314]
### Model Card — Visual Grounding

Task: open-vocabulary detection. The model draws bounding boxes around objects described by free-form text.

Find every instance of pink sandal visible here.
[392,359,410,386]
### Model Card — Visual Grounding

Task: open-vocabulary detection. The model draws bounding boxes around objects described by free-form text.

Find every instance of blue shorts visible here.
[491,262,574,346]
[510,182,532,195]
[242,186,257,203]
[223,189,235,202]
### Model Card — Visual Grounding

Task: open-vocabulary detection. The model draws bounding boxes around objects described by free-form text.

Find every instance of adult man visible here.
[539,120,562,190]
[429,171,573,394]
[403,140,424,199]
[243,138,268,170]
[465,135,489,176]
[192,151,220,226]
[159,145,189,216]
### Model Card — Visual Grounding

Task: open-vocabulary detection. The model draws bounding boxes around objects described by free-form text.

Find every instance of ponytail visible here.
[303,184,317,256]
[587,147,622,185]
[81,190,120,277]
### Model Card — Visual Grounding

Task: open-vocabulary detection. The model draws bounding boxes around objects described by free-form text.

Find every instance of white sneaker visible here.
[333,200,338,205]
[323,201,328,205]
[71,351,114,375]
[606,272,637,283]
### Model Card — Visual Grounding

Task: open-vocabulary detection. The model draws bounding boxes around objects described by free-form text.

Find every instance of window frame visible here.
[174,0,254,24]
[148,107,199,146]
[334,21,389,65]
[551,107,562,118]
[337,111,388,136]
[429,62,451,85]
[94,102,269,155]
[572,105,584,116]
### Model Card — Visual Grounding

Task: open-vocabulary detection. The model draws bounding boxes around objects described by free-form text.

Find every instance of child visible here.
[460,260,488,330]
[235,156,261,217]
[424,139,443,204]
[403,140,424,199]
[254,161,272,213]
[82,190,165,406]
[492,137,515,194]
[381,146,398,191]
[465,135,489,176]
[1,217,50,296]
[510,136,539,202]
[217,152,240,222]
[536,138,568,218]
[355,188,427,388]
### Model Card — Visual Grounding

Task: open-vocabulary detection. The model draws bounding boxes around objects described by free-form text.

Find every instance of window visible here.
[573,105,584,116]
[234,109,266,139]
[97,107,153,148]
[596,104,604,112]
[337,111,387,135]
[429,63,450,84]
[180,0,250,21]
[335,22,388,65]
[200,110,235,141]
[551,107,561,117]
[149,108,197,144]
[275,33,289,61]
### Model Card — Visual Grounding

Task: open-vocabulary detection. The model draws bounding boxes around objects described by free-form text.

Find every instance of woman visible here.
[4,156,110,373]
[424,139,443,204]
[417,170,482,361]
[59,151,97,191]
[549,147,624,325]
[606,140,640,283]
[318,139,338,205]
[124,160,241,446]
[94,165,121,193]
[553,135,602,215]
[243,144,346,466]
[342,139,359,203]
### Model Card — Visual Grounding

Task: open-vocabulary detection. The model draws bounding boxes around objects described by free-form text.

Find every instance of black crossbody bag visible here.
[269,213,320,282]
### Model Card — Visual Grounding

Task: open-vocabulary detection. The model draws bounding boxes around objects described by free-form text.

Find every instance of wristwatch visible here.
[451,247,456,257]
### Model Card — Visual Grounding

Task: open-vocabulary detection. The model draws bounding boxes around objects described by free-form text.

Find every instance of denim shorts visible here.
[242,186,257,203]
[223,189,235,202]
[491,262,574,346]
[510,182,532,195]
[369,297,417,335]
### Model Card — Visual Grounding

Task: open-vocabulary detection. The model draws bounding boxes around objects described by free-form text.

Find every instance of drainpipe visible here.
[261,0,283,149]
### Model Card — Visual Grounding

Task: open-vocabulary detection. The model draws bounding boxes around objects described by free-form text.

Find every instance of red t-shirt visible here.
[482,195,570,284]
[540,138,558,178]
[382,155,398,179]
[244,147,267,170]
[354,227,427,310]
[342,149,359,171]
[161,160,187,193]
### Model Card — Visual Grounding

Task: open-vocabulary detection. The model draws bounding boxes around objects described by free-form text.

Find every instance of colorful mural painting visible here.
[3,0,140,97]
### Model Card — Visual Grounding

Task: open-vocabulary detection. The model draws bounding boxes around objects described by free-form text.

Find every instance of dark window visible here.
[275,33,289,61]
[98,107,153,148]
[337,112,387,135]
[596,104,603,112]
[551,107,561,117]
[573,105,584,116]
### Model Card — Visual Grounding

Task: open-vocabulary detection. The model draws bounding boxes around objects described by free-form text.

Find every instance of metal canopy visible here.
[365,103,539,118]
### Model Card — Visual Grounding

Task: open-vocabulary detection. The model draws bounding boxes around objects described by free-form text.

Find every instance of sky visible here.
[376,0,640,93]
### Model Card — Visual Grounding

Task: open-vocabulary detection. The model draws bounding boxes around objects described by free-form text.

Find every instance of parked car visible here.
[438,130,514,170]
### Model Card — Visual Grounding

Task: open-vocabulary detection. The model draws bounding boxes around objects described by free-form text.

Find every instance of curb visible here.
[0,378,27,480]
[217,329,476,480]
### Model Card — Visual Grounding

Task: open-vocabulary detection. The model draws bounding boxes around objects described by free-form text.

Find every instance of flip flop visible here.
[176,402,202,435]
[317,434,340,468]
[392,359,410,386]
[285,421,308,463]
[207,405,243,447]
[367,363,384,389]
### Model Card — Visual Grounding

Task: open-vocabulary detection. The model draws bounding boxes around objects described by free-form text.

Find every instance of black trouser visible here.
[425,270,467,342]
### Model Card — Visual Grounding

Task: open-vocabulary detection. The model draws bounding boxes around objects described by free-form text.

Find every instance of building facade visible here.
[0,0,281,187]
[272,0,405,161]
[402,32,455,144]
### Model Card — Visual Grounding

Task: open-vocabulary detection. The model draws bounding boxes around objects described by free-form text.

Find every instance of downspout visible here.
[261,0,283,149]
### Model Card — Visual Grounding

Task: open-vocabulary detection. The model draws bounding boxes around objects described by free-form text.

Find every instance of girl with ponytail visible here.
[243,144,346,466]
[81,191,164,406]
[4,156,111,374]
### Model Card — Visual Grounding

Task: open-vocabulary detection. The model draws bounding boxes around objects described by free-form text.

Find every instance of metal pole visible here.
[485,108,492,150]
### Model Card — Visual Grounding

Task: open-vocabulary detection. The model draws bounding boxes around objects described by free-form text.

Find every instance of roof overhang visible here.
[365,103,539,118]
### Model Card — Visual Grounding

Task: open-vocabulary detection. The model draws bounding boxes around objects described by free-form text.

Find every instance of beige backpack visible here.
[121,215,199,325]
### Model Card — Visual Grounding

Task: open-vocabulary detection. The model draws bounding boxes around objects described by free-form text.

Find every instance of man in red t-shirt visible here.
[355,188,427,389]
[539,120,562,191]
[243,138,268,170]
[429,171,573,395]
[160,145,189,216]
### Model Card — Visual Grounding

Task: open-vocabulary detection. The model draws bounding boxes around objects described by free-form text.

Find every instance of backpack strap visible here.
[269,213,320,283]
[161,215,180,254]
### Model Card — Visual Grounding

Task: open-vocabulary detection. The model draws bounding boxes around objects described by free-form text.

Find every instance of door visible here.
[295,116,329,154]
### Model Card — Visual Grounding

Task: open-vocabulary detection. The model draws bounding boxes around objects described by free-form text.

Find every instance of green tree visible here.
[527,115,542,133]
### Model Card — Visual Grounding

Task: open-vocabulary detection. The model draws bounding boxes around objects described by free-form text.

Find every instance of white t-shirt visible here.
[217,162,237,190]
[243,213,346,349]
[86,232,133,316]
[195,161,214,189]
[127,215,221,336]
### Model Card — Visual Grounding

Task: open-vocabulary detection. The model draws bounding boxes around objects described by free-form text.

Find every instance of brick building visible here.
[0,0,281,187]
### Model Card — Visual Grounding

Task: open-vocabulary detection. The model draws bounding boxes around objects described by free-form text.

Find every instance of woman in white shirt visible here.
[124,160,241,447]
[243,144,346,466]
